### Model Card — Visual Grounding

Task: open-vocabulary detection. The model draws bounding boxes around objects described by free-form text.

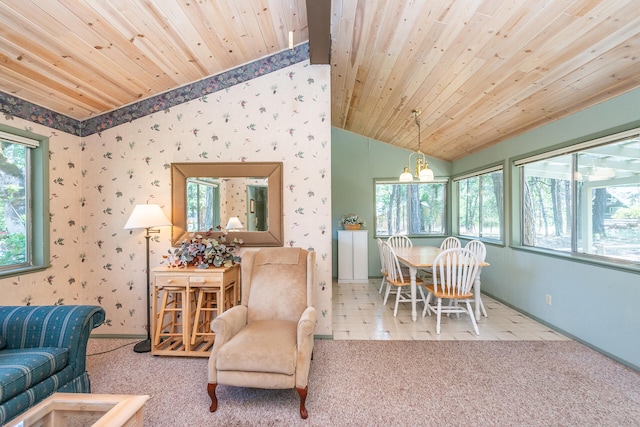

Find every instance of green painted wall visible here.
[331,127,451,279]
[331,88,640,370]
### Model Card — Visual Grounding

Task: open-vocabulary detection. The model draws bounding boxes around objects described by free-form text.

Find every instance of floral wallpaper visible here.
[222,178,247,227]
[0,46,333,336]
[0,121,84,306]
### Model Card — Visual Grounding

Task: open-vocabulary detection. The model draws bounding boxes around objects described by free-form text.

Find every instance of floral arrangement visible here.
[165,230,242,269]
[339,213,366,227]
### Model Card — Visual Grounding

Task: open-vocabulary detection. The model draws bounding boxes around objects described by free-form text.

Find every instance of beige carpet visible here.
[85,339,640,426]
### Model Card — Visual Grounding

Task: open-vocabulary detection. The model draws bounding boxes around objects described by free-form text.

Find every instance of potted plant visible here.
[166,230,242,269]
[340,213,366,230]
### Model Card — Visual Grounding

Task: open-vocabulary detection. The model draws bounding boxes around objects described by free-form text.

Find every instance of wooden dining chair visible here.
[376,238,388,294]
[382,242,425,317]
[387,234,413,278]
[423,236,462,281]
[387,234,413,248]
[464,239,488,318]
[422,248,480,335]
[440,236,461,250]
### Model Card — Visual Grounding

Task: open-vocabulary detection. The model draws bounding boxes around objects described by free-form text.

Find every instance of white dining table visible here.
[392,246,489,322]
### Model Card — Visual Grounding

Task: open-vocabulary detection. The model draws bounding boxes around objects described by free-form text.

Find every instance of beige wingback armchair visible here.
[207,247,317,419]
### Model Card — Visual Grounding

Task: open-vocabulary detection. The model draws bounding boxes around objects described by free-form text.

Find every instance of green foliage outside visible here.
[1,141,28,269]
[375,182,446,236]
[0,232,26,265]
[613,206,640,219]
[458,171,503,240]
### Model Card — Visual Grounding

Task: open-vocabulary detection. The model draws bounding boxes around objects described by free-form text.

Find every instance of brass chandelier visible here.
[399,109,434,182]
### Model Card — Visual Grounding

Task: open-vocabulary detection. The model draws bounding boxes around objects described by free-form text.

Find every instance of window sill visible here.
[510,245,640,274]
[0,264,50,280]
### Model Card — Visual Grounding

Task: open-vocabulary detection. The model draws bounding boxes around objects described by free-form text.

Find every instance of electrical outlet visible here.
[546,294,552,305]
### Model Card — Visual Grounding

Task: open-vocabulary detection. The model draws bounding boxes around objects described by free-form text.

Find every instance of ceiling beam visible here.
[306,0,331,64]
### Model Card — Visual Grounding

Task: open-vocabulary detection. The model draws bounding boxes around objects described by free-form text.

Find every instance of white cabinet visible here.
[338,230,369,283]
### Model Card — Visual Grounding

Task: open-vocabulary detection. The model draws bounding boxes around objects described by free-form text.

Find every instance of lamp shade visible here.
[419,167,434,182]
[399,166,413,182]
[225,216,243,230]
[124,204,172,229]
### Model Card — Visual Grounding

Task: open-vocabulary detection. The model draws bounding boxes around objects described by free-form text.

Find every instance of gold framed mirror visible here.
[171,162,283,247]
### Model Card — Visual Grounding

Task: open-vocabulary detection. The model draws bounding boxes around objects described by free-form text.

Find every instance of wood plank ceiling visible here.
[0,0,639,161]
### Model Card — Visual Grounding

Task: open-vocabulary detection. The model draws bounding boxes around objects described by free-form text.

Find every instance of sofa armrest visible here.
[0,305,105,376]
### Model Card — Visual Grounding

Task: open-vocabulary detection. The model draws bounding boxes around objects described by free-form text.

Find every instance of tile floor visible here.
[332,279,569,341]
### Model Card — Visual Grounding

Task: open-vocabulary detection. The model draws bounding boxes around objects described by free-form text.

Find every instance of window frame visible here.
[373,178,449,239]
[453,164,505,244]
[512,127,640,271]
[0,125,49,278]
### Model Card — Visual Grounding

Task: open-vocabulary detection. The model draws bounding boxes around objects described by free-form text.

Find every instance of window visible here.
[455,166,504,242]
[375,180,447,237]
[517,129,640,263]
[0,127,48,277]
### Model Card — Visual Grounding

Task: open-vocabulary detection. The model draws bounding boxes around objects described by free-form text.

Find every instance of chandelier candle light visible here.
[124,204,172,353]
[399,109,434,182]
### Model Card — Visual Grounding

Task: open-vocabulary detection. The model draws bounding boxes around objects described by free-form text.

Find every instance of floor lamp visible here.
[124,204,172,353]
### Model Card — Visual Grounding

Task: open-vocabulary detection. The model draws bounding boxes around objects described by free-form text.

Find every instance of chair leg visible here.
[465,301,480,335]
[383,282,391,305]
[418,286,426,309]
[296,386,309,419]
[422,292,432,317]
[207,383,218,412]
[436,298,442,334]
[479,294,488,317]
[378,277,386,294]
[393,286,402,317]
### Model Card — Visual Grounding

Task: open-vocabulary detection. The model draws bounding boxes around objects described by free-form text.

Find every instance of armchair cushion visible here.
[216,319,297,375]
[0,336,5,350]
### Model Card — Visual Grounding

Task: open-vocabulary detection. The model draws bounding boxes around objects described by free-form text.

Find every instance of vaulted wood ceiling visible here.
[0,0,639,161]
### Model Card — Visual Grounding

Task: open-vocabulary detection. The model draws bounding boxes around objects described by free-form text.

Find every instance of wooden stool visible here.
[190,287,222,346]
[154,285,196,351]
[190,281,238,348]
[224,281,235,311]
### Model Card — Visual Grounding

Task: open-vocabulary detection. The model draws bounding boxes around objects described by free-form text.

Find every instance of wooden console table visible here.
[151,264,240,357]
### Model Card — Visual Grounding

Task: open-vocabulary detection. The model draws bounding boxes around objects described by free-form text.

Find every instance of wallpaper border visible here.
[0,43,310,137]
[0,92,81,136]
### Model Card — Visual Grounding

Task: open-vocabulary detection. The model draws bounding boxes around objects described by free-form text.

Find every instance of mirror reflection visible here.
[186,177,268,232]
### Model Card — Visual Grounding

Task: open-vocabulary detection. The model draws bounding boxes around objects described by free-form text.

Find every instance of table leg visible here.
[474,275,481,322]
[410,266,418,322]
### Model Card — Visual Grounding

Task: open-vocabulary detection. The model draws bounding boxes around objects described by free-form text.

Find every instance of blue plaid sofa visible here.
[0,305,105,425]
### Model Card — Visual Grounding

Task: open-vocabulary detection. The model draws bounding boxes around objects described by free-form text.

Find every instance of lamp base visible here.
[133,339,152,353]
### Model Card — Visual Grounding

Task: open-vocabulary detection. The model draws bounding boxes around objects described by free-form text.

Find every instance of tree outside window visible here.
[520,135,640,263]
[0,128,48,277]
[0,140,28,268]
[457,169,503,242]
[375,181,446,237]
